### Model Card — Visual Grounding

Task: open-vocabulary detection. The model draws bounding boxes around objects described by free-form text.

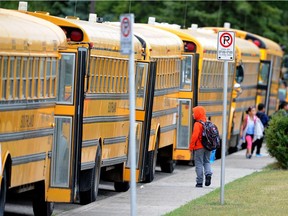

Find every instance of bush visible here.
[265,112,288,169]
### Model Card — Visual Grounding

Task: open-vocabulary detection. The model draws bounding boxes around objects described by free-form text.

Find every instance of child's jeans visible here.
[194,148,213,184]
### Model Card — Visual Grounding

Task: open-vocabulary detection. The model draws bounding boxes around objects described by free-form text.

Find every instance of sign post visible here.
[120,14,136,216]
[217,31,235,205]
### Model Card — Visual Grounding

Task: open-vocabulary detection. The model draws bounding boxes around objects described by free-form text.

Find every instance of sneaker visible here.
[256,154,262,157]
[195,183,203,188]
[205,175,211,186]
[248,154,252,159]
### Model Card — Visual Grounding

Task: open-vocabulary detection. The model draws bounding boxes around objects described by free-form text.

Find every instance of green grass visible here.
[165,163,288,216]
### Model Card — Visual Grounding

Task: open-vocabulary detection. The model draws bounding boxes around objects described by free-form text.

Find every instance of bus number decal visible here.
[108,102,117,113]
[20,114,35,128]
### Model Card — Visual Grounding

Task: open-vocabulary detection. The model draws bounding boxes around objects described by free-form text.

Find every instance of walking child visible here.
[240,106,264,159]
[252,103,269,156]
[189,106,212,187]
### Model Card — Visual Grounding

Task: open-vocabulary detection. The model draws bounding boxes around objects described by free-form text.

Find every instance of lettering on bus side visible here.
[164,97,170,107]
[108,101,117,113]
[20,114,35,128]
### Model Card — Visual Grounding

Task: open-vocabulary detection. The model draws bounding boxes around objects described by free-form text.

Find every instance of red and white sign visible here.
[217,31,235,61]
[120,14,134,55]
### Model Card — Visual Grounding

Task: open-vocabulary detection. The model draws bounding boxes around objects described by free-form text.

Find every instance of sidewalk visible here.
[58,146,275,216]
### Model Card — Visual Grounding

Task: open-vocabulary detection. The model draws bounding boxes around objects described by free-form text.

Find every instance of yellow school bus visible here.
[22,11,144,205]
[148,22,235,159]
[105,22,184,182]
[205,27,283,116]
[227,37,261,152]
[0,8,67,215]
[132,24,183,182]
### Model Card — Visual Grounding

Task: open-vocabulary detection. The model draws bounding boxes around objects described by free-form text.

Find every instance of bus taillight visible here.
[70,30,83,42]
[253,40,261,47]
[184,41,196,53]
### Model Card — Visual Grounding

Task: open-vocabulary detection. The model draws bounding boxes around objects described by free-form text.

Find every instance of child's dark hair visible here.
[257,103,265,111]
[246,106,255,114]
[278,101,288,110]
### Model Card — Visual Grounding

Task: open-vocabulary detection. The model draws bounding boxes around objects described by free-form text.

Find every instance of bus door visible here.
[175,54,199,161]
[257,60,273,114]
[47,47,87,203]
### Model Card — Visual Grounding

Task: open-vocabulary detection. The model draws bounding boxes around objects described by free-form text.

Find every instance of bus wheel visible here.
[114,181,130,192]
[144,144,158,183]
[0,167,7,216]
[80,147,102,205]
[160,159,175,173]
[32,182,54,216]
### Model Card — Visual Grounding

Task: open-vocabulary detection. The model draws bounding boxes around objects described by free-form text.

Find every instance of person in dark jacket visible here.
[189,106,212,187]
[252,103,269,157]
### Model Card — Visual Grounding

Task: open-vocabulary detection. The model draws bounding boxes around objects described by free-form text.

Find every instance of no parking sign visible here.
[217,31,235,61]
[120,14,134,55]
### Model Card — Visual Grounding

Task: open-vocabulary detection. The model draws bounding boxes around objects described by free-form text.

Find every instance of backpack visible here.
[197,120,221,151]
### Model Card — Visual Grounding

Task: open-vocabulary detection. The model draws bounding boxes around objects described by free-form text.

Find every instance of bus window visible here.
[180,55,193,91]
[235,64,244,83]
[58,53,75,104]
[51,117,72,187]
[177,99,191,149]
[135,62,148,110]
[258,62,270,86]
[2,57,8,99]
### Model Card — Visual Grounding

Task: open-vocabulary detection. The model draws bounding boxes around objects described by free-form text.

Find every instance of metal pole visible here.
[128,15,137,216]
[221,60,228,205]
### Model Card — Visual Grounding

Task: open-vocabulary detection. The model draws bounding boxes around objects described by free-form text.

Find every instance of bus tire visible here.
[160,159,175,173]
[32,182,54,216]
[114,181,130,192]
[144,145,158,183]
[80,146,102,205]
[0,167,7,216]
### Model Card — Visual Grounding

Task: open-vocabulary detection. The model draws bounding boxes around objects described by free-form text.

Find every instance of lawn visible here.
[165,163,288,216]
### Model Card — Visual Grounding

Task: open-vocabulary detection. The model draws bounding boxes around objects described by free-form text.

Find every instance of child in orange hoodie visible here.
[189,106,212,187]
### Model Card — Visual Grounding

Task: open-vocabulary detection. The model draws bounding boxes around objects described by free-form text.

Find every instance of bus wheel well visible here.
[79,140,102,204]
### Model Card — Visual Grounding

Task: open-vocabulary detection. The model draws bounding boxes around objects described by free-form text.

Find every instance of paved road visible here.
[57,146,275,216]
[4,146,275,216]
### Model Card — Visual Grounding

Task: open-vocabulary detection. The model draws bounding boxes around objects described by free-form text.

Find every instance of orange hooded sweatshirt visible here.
[189,106,207,151]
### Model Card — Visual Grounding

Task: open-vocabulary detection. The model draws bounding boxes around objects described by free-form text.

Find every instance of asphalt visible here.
[58,145,275,216]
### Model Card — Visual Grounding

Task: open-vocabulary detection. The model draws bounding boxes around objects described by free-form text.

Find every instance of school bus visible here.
[0,8,67,216]
[104,22,184,182]
[148,20,236,159]
[21,10,144,205]
[226,37,261,152]
[204,27,283,116]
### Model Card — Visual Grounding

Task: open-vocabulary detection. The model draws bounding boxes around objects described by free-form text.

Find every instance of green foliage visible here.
[265,113,288,169]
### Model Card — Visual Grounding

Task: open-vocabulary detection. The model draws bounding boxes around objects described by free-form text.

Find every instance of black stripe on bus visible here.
[205,111,229,117]
[103,136,127,145]
[199,88,232,93]
[82,139,99,148]
[83,115,129,123]
[152,107,178,118]
[85,93,129,100]
[153,87,178,96]
[102,155,127,167]
[234,96,257,103]
[0,100,56,111]
[150,124,177,136]
[12,152,47,165]
[241,85,258,90]
[198,100,231,106]
[0,128,54,142]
